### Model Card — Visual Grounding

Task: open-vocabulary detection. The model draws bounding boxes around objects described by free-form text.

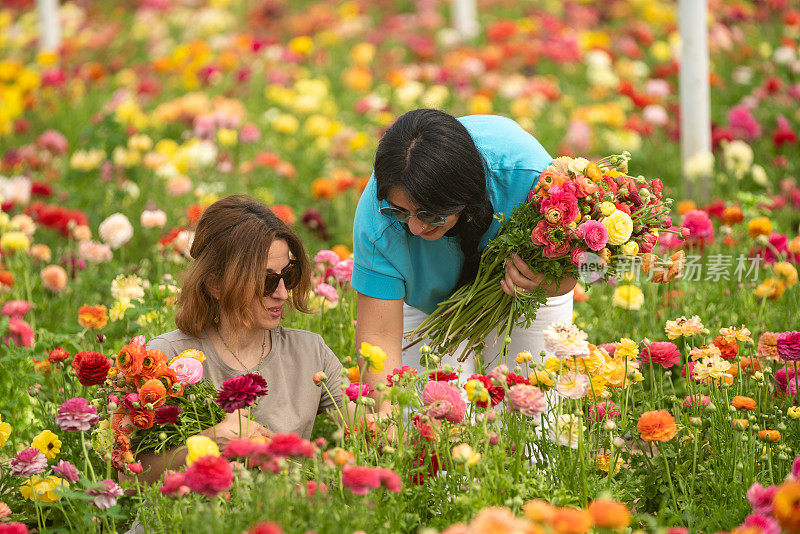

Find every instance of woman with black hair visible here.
[352,109,576,410]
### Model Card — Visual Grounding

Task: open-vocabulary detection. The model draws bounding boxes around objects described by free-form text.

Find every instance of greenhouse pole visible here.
[452,0,479,40]
[678,0,711,202]
[37,0,61,51]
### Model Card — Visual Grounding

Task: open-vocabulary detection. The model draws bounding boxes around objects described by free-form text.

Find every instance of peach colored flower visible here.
[40,265,68,293]
[79,240,113,263]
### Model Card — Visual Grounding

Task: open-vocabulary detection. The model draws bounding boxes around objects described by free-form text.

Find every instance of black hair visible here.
[374,109,493,288]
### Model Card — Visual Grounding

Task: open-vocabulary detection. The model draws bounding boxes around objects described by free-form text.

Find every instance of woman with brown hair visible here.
[136,194,344,483]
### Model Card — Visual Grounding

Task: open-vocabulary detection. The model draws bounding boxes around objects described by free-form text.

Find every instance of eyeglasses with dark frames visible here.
[263,259,301,295]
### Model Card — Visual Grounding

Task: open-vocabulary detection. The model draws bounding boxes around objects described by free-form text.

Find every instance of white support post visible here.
[452,0,479,41]
[37,0,61,52]
[678,0,711,202]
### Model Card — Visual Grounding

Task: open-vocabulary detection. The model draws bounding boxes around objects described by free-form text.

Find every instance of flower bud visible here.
[604,420,617,431]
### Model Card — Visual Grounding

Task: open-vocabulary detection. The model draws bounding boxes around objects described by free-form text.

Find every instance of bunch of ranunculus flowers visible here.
[410,153,679,360]
[93,336,223,469]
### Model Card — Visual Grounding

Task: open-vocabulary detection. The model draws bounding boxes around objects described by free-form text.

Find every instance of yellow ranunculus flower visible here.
[515,351,533,364]
[350,42,376,66]
[599,202,615,216]
[273,114,299,135]
[186,435,220,466]
[465,379,489,404]
[359,342,387,373]
[602,210,634,246]
[621,241,639,256]
[468,94,493,115]
[528,369,556,390]
[451,444,481,467]
[217,128,238,147]
[612,285,644,310]
[21,476,66,503]
[32,429,62,460]
[0,417,11,446]
[788,406,800,420]
[288,36,314,56]
[0,231,30,252]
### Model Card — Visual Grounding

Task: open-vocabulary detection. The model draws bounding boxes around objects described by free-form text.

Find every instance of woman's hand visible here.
[202,409,271,446]
[501,254,578,298]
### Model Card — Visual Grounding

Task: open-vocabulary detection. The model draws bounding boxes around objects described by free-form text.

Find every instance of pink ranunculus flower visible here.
[56,397,99,431]
[507,384,546,417]
[728,104,762,139]
[738,514,780,534]
[540,186,580,225]
[777,330,800,362]
[640,342,682,369]
[1,300,32,318]
[570,247,588,267]
[37,129,69,155]
[531,221,573,258]
[333,258,353,283]
[169,357,204,384]
[345,382,372,402]
[86,479,124,509]
[314,250,341,265]
[78,240,113,264]
[421,380,466,423]
[6,317,34,348]
[314,283,339,303]
[681,209,714,244]
[576,220,608,251]
[240,123,261,143]
[683,394,710,409]
[53,460,80,483]
[746,482,777,515]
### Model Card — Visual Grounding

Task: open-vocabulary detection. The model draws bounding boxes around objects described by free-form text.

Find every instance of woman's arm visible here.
[355,293,404,414]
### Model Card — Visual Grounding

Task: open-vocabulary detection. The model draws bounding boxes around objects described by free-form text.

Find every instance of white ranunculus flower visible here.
[98,213,133,249]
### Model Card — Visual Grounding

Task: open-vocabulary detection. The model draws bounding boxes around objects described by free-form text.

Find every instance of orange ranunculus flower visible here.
[523,499,556,523]
[732,419,749,430]
[186,204,206,226]
[138,379,167,409]
[136,349,168,384]
[348,365,360,383]
[311,178,335,200]
[754,277,786,300]
[721,205,744,225]
[549,507,593,534]
[637,410,677,442]
[587,499,631,530]
[676,200,696,215]
[33,357,51,376]
[747,217,772,238]
[773,480,800,533]
[758,429,781,442]
[732,396,757,410]
[0,270,14,288]
[584,162,603,182]
[331,244,351,260]
[739,357,763,374]
[130,409,156,430]
[78,305,108,329]
[116,343,146,379]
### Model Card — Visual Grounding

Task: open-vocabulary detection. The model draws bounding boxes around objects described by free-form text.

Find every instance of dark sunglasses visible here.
[263,259,301,295]
[377,205,461,227]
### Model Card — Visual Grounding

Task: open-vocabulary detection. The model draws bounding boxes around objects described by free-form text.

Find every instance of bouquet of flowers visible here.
[407,153,679,362]
[92,336,225,469]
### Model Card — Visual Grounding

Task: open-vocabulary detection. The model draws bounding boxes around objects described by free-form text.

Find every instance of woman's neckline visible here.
[201,326,278,374]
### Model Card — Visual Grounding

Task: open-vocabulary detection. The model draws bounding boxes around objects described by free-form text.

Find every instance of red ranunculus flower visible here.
[216,373,268,413]
[640,342,681,369]
[429,369,458,382]
[184,455,234,498]
[467,374,505,407]
[71,351,111,386]
[154,405,182,425]
[777,331,800,362]
[265,433,314,458]
[712,336,738,361]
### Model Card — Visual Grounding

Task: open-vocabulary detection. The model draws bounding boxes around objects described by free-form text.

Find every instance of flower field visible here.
[1,0,800,532]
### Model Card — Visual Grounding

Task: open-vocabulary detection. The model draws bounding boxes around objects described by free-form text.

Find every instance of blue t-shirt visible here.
[351,115,552,314]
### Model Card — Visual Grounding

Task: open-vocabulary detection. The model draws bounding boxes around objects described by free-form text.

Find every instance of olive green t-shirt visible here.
[146,326,344,440]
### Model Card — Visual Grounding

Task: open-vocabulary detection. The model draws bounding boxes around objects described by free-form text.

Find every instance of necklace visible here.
[215,326,267,371]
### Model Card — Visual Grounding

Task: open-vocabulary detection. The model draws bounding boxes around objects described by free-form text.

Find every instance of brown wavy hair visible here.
[175,195,312,338]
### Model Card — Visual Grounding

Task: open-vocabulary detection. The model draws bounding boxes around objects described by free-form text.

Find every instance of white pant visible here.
[402,290,574,380]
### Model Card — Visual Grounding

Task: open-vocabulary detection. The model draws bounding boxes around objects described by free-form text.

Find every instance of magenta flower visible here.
[592,400,620,421]
[345,382,373,402]
[746,482,777,515]
[184,455,234,498]
[11,448,48,477]
[264,433,315,458]
[155,405,182,425]
[738,514,780,534]
[53,460,80,483]
[683,394,711,409]
[160,470,190,497]
[5,317,34,348]
[727,104,762,139]
[86,479,124,509]
[56,397,99,431]
[681,210,714,244]
[777,330,800,362]
[215,374,268,413]
[576,220,609,251]
[342,466,401,495]
[333,258,353,283]
[791,456,800,480]
[540,186,580,225]
[507,384,546,417]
